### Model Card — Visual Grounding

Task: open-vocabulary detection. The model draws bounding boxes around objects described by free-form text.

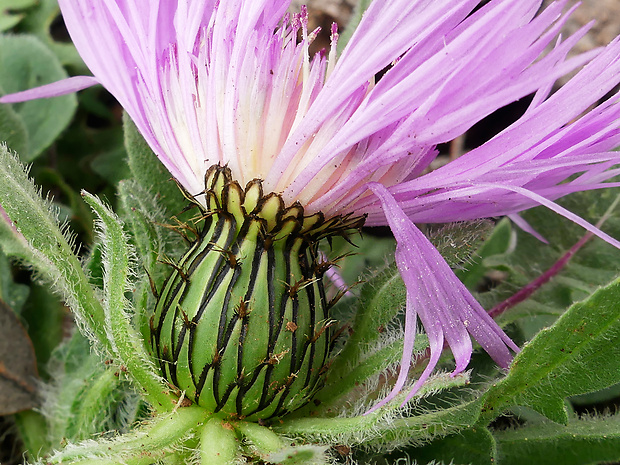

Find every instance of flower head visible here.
[5,0,620,410]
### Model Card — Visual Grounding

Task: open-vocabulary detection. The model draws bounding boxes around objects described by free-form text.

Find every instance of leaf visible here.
[0,35,77,160]
[0,0,38,32]
[430,219,498,271]
[0,0,38,9]
[265,445,331,465]
[0,13,22,31]
[308,262,410,409]
[0,247,29,312]
[0,83,28,154]
[276,397,483,452]
[82,191,175,412]
[19,283,64,376]
[327,233,396,284]
[39,406,205,465]
[455,218,513,289]
[15,0,85,71]
[41,332,144,449]
[481,276,620,424]
[13,410,51,463]
[495,413,620,465]
[124,114,186,215]
[90,146,131,186]
[477,190,620,331]
[408,427,496,465]
[0,298,38,415]
[0,145,108,354]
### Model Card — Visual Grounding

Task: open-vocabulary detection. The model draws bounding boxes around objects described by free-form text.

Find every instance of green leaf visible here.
[41,406,206,465]
[408,426,496,465]
[90,146,131,186]
[0,247,29,312]
[16,0,85,71]
[124,114,186,215]
[264,445,331,465]
[0,145,108,353]
[40,333,129,450]
[430,219,497,271]
[35,167,95,242]
[478,190,620,331]
[481,276,620,424]
[14,410,51,463]
[495,413,620,465]
[0,0,38,7]
[0,35,77,160]
[276,397,483,451]
[117,179,178,345]
[19,283,64,377]
[0,0,38,32]
[327,233,396,286]
[0,83,28,154]
[82,191,176,412]
[456,218,513,289]
[117,179,175,278]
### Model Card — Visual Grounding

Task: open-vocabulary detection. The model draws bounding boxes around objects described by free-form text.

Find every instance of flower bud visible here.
[151,165,364,420]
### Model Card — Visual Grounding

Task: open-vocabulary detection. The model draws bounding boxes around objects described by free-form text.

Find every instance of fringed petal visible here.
[508,214,548,244]
[0,76,100,103]
[366,183,519,411]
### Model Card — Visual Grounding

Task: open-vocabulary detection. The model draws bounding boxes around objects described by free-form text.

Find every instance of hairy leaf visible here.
[0,35,77,160]
[481,276,620,424]
[495,413,620,465]
[124,114,186,215]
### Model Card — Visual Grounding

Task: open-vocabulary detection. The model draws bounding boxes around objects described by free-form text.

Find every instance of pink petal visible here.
[366,183,519,411]
[0,76,99,103]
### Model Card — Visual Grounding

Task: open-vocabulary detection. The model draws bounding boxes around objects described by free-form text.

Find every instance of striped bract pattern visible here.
[151,165,365,420]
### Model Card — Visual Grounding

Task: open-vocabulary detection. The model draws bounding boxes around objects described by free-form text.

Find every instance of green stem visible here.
[199,417,240,465]
[82,192,176,412]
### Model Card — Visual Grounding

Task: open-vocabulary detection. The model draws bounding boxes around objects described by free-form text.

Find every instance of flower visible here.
[4,0,620,411]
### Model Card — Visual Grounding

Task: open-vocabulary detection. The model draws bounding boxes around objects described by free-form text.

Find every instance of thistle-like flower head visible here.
[4,0,620,410]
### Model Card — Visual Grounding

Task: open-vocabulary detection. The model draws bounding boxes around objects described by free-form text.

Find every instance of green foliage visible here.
[0,0,38,32]
[0,35,77,160]
[124,114,186,215]
[307,262,410,412]
[0,87,28,154]
[82,191,176,412]
[481,275,620,424]
[0,145,107,352]
[478,190,620,332]
[19,284,64,376]
[15,0,85,70]
[0,247,29,311]
[404,426,497,465]
[277,395,483,452]
[495,413,620,465]
[37,406,206,465]
[430,219,497,272]
[455,218,513,289]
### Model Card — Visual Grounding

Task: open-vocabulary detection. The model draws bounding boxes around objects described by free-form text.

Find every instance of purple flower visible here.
[4,0,620,410]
